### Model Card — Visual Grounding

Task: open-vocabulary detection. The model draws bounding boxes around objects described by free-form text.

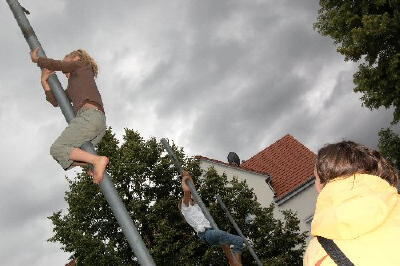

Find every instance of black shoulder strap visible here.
[317,236,355,266]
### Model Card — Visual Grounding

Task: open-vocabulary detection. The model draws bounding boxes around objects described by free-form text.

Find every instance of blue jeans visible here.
[198,228,244,254]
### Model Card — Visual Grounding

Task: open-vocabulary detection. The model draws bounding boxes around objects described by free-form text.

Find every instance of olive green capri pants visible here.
[50,106,107,170]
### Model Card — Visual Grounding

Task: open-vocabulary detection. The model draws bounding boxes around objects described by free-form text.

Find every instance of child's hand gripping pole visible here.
[181,171,192,192]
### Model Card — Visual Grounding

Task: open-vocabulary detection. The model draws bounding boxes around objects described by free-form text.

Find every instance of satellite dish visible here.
[227,152,240,166]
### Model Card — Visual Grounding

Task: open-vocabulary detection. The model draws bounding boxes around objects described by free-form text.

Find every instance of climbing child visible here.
[179,171,244,266]
[31,48,108,184]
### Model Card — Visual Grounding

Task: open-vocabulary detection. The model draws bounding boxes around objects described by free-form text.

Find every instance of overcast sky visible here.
[0,0,396,265]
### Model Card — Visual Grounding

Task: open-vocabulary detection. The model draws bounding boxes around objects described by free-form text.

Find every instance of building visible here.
[196,134,318,234]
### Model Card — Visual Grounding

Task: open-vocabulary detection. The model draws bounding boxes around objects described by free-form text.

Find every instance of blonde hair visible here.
[68,49,98,77]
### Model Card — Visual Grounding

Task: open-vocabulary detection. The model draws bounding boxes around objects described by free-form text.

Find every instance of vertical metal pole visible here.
[6,1,155,265]
[216,195,263,266]
[160,138,219,229]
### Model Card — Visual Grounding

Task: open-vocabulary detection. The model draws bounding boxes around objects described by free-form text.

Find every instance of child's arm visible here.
[181,171,193,207]
[37,57,82,73]
[41,68,59,107]
[31,48,81,73]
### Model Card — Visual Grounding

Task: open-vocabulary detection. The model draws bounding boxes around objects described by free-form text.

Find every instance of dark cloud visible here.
[0,0,394,264]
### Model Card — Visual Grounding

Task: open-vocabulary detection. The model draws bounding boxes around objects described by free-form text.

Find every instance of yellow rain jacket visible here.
[304,174,400,266]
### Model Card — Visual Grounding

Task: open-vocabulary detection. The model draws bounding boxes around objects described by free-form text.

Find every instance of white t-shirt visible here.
[180,201,211,233]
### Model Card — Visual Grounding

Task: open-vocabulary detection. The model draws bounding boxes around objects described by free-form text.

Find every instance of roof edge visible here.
[195,155,271,179]
[243,134,316,166]
[274,176,315,206]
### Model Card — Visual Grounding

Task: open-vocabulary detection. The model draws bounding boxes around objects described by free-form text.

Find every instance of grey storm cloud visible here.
[0,0,395,265]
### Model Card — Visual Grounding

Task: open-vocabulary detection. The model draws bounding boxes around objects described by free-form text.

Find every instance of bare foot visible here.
[92,156,109,184]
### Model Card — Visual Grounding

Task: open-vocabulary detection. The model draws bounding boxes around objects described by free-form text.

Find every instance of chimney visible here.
[227,152,240,166]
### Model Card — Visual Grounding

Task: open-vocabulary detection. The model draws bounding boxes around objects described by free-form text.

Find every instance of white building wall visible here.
[277,184,318,234]
[199,159,318,238]
[199,160,274,208]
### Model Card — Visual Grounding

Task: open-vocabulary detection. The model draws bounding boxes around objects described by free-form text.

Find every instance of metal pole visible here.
[216,195,263,266]
[160,138,219,229]
[6,1,155,265]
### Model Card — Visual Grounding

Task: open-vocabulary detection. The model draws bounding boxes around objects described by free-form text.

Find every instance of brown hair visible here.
[315,141,399,187]
[68,49,98,77]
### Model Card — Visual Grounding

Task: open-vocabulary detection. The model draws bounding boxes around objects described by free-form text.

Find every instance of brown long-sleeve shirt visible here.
[37,57,105,114]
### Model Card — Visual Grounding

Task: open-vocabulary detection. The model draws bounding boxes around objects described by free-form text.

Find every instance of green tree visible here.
[314,0,400,123]
[378,127,400,169]
[48,128,306,265]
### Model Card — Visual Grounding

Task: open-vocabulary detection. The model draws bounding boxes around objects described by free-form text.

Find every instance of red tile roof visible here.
[241,134,316,200]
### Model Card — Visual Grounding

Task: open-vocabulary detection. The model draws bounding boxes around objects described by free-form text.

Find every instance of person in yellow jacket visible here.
[304,141,400,266]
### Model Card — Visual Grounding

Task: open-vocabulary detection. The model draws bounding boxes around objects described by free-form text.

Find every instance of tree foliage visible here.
[378,127,400,169]
[314,0,400,123]
[48,128,306,265]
